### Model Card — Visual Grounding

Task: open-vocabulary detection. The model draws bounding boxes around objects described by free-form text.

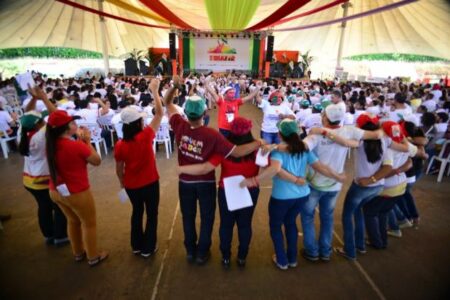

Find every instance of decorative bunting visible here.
[56,0,170,29]
[105,0,169,24]
[246,0,310,31]
[205,0,260,31]
[139,0,194,29]
[274,0,418,32]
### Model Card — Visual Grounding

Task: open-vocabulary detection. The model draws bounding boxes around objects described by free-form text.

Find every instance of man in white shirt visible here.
[388,93,412,122]
[303,103,323,132]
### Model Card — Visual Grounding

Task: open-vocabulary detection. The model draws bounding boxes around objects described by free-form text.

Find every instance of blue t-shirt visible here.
[270,150,318,200]
[232,83,240,98]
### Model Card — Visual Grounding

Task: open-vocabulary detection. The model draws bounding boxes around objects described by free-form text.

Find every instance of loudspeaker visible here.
[266,35,274,62]
[169,33,176,59]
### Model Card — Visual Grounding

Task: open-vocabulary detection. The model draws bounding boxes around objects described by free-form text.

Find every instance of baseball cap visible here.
[300,99,310,107]
[321,99,332,109]
[325,104,345,123]
[382,121,405,143]
[47,110,80,128]
[313,103,323,112]
[277,119,299,137]
[221,86,235,95]
[230,117,252,136]
[184,95,206,118]
[269,91,283,105]
[287,95,296,103]
[20,111,43,130]
[120,107,147,124]
[356,113,379,128]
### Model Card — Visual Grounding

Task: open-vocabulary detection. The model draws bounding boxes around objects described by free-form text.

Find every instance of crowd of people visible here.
[0,70,449,269]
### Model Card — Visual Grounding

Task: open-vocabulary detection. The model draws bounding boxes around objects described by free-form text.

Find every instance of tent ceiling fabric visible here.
[0,0,448,60]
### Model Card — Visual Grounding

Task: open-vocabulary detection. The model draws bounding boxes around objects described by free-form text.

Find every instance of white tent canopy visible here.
[0,0,449,60]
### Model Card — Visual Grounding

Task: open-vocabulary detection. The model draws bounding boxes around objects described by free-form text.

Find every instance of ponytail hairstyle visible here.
[46,123,70,185]
[361,121,383,163]
[281,133,306,157]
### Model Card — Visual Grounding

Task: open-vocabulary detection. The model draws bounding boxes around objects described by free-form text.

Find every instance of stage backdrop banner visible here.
[189,38,253,72]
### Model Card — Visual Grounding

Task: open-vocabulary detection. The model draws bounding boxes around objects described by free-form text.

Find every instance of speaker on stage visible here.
[266,35,274,62]
[169,33,176,60]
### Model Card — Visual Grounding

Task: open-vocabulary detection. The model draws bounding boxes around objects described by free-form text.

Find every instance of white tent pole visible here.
[336,2,351,70]
[97,0,110,75]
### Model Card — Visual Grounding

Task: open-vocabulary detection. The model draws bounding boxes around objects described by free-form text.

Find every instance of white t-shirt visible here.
[344,113,354,125]
[296,108,312,125]
[0,110,13,131]
[304,126,364,191]
[431,90,442,102]
[422,99,437,112]
[75,108,98,123]
[303,113,322,131]
[388,106,412,122]
[23,126,49,177]
[354,137,393,187]
[383,149,408,188]
[22,98,46,112]
[258,100,294,133]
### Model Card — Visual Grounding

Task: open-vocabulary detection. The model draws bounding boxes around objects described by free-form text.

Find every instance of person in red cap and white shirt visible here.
[204,77,260,137]
[114,79,162,259]
[46,109,108,267]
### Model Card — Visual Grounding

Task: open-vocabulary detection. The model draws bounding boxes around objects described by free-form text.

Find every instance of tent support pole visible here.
[98,0,110,75]
[336,2,350,71]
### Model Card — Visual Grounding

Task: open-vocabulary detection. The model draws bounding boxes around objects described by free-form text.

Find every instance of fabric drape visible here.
[205,0,260,31]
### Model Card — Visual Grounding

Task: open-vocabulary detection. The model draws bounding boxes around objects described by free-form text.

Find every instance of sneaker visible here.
[237,258,246,268]
[186,253,196,263]
[141,246,158,258]
[288,261,298,268]
[398,219,413,229]
[54,237,70,247]
[88,250,109,267]
[222,258,231,268]
[45,237,55,246]
[387,229,402,238]
[300,249,319,262]
[334,247,356,261]
[356,247,367,254]
[412,218,420,229]
[132,250,141,255]
[319,255,331,262]
[272,254,288,270]
[196,251,211,265]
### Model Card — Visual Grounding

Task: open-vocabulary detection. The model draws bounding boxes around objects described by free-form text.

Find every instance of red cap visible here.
[356,114,379,128]
[230,117,252,136]
[47,110,80,128]
[382,121,406,143]
[269,91,283,105]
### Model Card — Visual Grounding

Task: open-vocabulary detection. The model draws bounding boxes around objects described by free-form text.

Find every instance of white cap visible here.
[120,107,146,124]
[221,86,234,95]
[325,103,346,122]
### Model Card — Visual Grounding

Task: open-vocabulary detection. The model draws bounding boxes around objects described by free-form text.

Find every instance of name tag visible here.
[226,113,234,123]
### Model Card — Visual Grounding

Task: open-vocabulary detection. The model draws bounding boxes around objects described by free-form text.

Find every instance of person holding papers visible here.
[241,119,345,270]
[114,79,162,259]
[178,117,260,268]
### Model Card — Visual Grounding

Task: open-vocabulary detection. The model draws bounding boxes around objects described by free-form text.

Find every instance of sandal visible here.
[74,252,86,262]
[88,251,109,267]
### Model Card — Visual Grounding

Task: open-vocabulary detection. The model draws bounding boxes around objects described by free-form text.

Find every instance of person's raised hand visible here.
[149,78,160,92]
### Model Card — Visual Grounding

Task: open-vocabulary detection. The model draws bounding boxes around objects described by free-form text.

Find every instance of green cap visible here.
[277,119,299,137]
[287,95,296,103]
[291,88,298,94]
[313,103,323,111]
[184,95,206,119]
[20,111,43,130]
[321,99,332,109]
[301,99,310,107]
[297,90,304,96]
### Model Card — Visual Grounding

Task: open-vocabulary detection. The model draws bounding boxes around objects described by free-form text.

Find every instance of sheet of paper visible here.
[118,188,129,203]
[255,148,270,167]
[15,72,35,91]
[223,175,253,211]
[56,184,70,197]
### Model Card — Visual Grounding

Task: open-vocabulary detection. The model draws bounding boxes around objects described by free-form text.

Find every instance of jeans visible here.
[50,189,100,260]
[219,128,230,138]
[269,196,306,266]
[299,187,339,258]
[261,131,280,144]
[179,181,216,258]
[398,183,419,220]
[218,187,259,260]
[25,187,67,240]
[342,182,383,258]
[126,181,159,254]
[388,205,405,230]
[363,195,402,248]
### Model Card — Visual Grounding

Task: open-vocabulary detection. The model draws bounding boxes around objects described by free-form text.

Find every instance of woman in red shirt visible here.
[114,79,163,258]
[178,117,260,268]
[46,110,108,267]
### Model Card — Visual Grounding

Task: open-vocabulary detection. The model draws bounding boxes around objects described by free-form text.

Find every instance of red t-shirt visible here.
[209,153,260,188]
[170,113,236,182]
[114,127,159,189]
[217,97,243,130]
[49,138,91,193]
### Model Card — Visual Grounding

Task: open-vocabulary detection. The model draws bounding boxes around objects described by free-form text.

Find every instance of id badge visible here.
[226,113,234,123]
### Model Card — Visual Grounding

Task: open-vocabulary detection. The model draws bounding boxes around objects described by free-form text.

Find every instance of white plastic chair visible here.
[0,129,17,159]
[426,140,450,183]
[153,123,172,159]
[97,115,115,147]
[77,121,108,158]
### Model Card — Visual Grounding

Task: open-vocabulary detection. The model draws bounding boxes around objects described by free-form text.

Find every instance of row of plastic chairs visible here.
[425,139,450,183]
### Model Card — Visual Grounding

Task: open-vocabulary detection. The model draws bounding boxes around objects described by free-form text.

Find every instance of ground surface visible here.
[1,103,449,300]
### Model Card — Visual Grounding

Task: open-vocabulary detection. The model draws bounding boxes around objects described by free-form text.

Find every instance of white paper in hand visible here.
[255,148,270,167]
[223,175,253,211]
[118,188,129,204]
[15,72,35,91]
[56,184,70,197]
